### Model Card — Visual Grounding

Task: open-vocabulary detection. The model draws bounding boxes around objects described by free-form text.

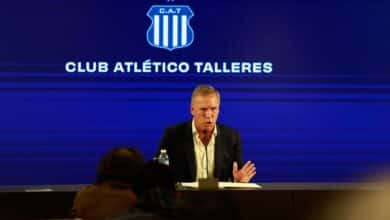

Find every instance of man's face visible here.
[191,94,220,133]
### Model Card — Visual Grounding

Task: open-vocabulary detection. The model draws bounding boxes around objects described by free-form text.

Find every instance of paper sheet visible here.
[179,181,261,189]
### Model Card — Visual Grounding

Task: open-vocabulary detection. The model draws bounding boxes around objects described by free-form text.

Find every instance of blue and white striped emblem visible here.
[147,5,194,51]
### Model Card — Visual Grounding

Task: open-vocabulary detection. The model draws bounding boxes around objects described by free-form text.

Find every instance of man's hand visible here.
[232,161,256,183]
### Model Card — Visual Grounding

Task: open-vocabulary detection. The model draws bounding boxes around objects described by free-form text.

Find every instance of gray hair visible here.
[191,84,220,105]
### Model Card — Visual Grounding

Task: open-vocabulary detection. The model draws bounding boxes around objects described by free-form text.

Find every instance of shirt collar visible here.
[191,119,218,137]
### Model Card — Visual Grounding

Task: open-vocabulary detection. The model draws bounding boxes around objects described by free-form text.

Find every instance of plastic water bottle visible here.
[157,149,169,167]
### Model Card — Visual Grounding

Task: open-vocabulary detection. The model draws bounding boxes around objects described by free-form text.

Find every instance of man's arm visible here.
[157,128,170,158]
[233,131,243,168]
[232,131,256,182]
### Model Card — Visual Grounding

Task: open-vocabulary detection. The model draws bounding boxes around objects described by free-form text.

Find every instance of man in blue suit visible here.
[158,84,256,182]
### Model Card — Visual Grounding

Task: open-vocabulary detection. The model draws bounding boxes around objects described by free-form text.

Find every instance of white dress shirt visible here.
[192,120,217,180]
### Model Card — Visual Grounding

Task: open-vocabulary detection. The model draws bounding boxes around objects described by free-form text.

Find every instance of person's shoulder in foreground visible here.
[72,146,145,220]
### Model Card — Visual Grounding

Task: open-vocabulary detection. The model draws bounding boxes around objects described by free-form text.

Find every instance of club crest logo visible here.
[147,5,194,51]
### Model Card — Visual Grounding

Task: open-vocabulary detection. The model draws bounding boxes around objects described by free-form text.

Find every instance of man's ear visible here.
[190,105,194,116]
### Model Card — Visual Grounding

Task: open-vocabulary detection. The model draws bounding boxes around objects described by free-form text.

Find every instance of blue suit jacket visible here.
[158,120,243,182]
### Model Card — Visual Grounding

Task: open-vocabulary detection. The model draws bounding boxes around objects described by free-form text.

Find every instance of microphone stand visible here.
[202,130,209,178]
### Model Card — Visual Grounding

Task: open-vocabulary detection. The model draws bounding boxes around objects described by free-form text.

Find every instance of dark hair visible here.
[96,147,144,184]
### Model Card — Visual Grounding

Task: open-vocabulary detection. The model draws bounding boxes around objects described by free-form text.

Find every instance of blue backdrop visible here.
[1,0,390,185]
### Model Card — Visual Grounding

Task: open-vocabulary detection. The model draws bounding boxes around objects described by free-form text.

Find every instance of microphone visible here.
[202,130,209,178]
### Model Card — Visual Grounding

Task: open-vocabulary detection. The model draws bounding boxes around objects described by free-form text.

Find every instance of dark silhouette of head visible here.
[96,147,144,185]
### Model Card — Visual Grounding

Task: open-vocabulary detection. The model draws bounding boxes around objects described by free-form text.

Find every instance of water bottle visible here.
[157,149,169,167]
